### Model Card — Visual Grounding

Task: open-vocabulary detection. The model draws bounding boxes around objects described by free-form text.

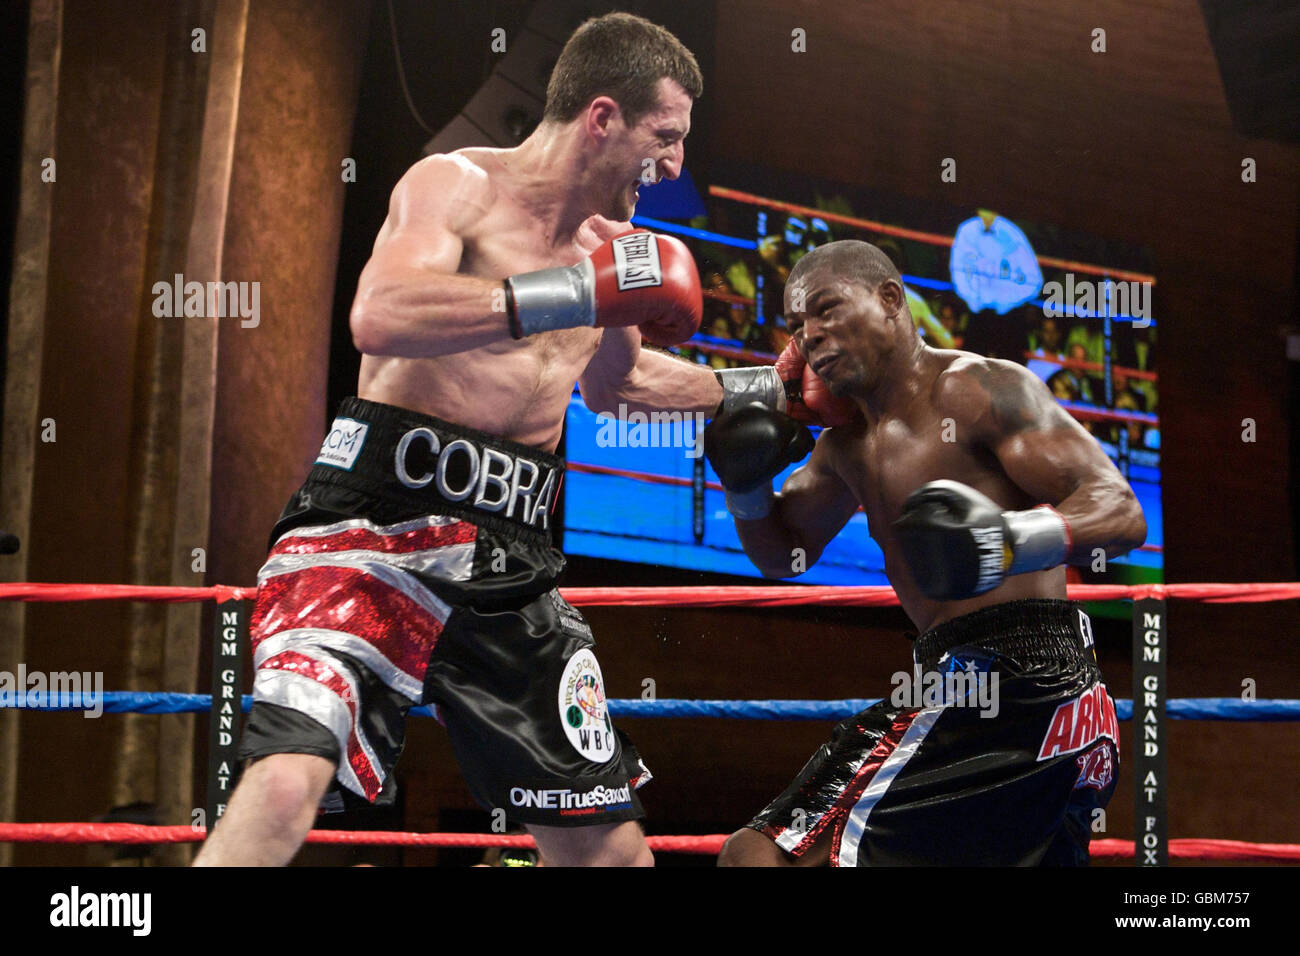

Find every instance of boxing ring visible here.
[2,580,1298,864]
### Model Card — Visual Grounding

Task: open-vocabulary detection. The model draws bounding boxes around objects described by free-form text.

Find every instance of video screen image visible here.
[562,165,1163,587]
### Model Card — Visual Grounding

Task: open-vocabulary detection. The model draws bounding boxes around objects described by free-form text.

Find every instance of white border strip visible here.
[836,706,946,867]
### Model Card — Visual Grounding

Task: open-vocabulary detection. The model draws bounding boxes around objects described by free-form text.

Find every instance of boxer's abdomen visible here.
[357,325,601,453]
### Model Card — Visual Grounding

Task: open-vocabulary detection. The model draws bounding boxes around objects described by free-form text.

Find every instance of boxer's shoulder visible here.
[400,150,496,191]
[933,353,1050,435]
[810,416,861,472]
[390,151,498,230]
[935,352,1021,396]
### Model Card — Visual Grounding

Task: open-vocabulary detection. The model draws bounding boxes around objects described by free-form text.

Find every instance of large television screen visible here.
[562,164,1163,587]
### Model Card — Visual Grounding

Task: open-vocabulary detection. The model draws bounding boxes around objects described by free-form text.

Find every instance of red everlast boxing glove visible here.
[714,340,861,426]
[773,339,860,426]
[505,230,703,347]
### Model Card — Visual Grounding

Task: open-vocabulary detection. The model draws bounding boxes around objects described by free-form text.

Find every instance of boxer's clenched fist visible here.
[714,340,860,426]
[505,229,702,346]
[705,403,814,519]
[894,479,1070,600]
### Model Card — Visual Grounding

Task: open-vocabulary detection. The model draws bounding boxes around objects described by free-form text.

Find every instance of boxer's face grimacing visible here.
[599,77,691,221]
[785,268,899,397]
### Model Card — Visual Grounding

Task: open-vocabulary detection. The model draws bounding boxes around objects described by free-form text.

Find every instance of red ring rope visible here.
[2,581,1296,862]
[1,582,1296,606]
[0,824,1294,861]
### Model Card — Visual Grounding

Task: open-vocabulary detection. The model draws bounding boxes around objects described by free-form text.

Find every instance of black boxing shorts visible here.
[747,599,1118,866]
[237,397,650,828]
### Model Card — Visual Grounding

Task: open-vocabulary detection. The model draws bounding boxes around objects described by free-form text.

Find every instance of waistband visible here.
[306,397,564,538]
[912,599,1093,673]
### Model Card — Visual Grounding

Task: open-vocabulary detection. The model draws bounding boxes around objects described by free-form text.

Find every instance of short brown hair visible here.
[544,12,702,127]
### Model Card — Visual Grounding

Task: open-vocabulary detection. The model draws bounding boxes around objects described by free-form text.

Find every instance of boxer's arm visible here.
[945,359,1147,562]
[578,327,722,416]
[349,155,504,358]
[735,434,860,578]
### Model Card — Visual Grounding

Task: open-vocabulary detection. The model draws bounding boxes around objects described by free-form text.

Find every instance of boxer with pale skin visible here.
[197,13,724,868]
[347,88,711,449]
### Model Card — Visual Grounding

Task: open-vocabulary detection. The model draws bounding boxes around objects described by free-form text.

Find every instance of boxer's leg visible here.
[202,496,457,867]
[525,820,652,867]
[717,826,831,867]
[719,699,910,867]
[430,577,654,866]
[193,753,335,866]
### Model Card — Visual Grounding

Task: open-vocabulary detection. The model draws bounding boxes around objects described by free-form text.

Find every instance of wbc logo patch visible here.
[558,649,616,763]
[612,232,662,291]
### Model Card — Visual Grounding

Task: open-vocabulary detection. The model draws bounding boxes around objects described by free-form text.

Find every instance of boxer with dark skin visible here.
[713,240,1146,865]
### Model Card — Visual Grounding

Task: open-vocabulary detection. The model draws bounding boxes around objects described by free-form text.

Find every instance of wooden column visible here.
[0,0,62,870]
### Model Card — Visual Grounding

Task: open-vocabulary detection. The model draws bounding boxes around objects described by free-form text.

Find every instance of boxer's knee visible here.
[527,820,652,867]
[238,753,335,828]
[195,753,335,865]
[717,827,787,866]
[618,839,655,868]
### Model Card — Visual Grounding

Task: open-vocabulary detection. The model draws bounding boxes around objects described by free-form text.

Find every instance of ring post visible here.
[1132,595,1168,866]
[206,598,246,834]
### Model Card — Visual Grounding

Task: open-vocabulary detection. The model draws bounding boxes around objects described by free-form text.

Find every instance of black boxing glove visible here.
[704,404,814,519]
[894,479,1070,600]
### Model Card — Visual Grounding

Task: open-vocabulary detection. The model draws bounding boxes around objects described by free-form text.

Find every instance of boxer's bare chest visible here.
[459,203,610,370]
[836,403,1026,550]
[361,190,617,449]
[835,404,1037,630]
[828,359,1062,630]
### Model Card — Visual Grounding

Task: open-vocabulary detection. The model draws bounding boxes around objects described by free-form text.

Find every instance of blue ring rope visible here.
[3,692,1297,721]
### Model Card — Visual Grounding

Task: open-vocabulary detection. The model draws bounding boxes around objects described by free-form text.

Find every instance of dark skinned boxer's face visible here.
[597,77,692,221]
[784,267,905,397]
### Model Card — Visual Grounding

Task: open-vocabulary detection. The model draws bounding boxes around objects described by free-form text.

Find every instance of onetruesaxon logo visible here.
[558,649,615,762]
[508,783,632,816]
